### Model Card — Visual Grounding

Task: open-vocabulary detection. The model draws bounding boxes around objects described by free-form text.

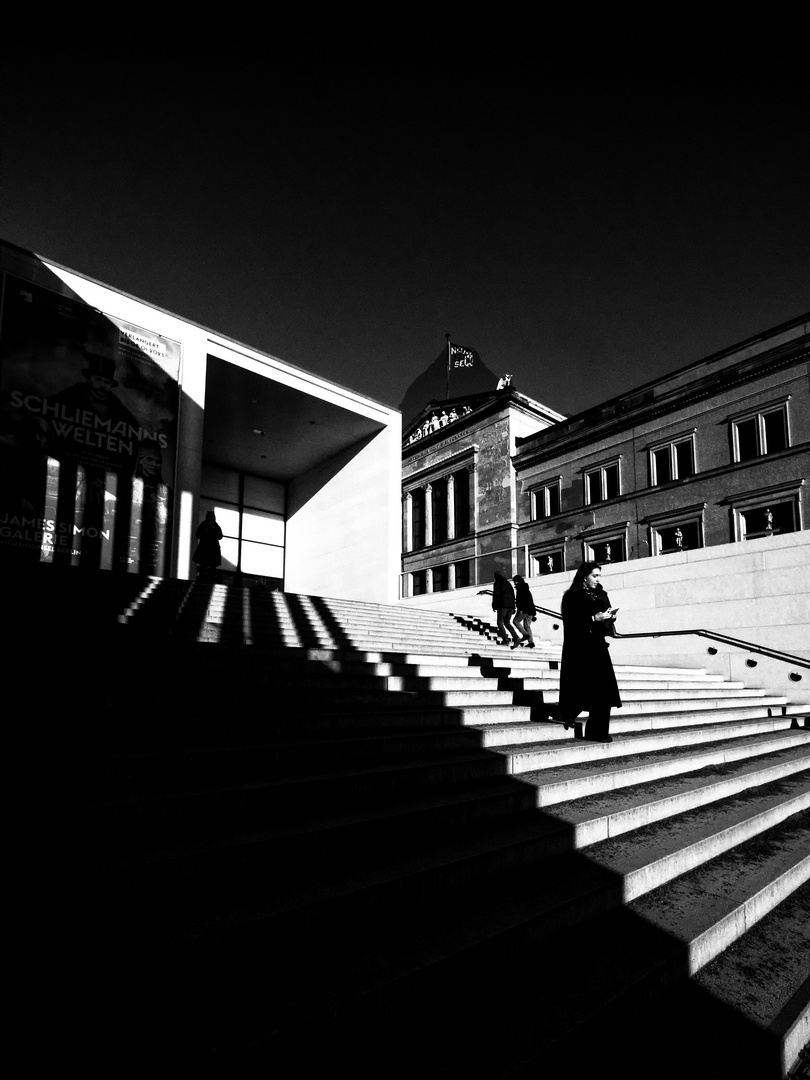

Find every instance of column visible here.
[402,491,413,553]
[448,562,456,591]
[446,474,455,540]
[424,483,433,547]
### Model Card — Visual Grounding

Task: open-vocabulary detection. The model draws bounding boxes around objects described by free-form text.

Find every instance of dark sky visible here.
[2,39,807,419]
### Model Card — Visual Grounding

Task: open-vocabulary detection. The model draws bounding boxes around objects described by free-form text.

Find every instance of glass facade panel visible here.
[240,539,284,576]
[241,508,285,545]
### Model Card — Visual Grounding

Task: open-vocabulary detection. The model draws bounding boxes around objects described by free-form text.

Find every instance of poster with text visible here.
[0,274,181,574]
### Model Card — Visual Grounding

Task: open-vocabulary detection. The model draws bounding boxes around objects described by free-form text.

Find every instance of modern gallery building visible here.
[0,240,402,603]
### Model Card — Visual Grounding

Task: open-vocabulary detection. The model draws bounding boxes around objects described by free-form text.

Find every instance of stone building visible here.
[401,386,565,596]
[513,312,809,574]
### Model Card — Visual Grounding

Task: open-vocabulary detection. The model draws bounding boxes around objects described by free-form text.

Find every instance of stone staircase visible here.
[28,571,809,1078]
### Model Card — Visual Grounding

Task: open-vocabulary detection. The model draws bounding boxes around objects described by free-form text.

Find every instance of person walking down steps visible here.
[491,571,522,648]
[558,562,622,741]
[512,574,537,648]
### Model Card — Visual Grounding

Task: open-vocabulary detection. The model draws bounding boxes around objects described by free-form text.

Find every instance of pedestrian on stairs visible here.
[559,562,622,741]
[192,510,223,582]
[492,571,522,648]
[512,575,537,648]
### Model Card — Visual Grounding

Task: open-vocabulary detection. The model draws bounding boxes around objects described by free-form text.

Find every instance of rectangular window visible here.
[530,548,565,575]
[411,569,427,595]
[531,480,561,519]
[411,488,425,549]
[649,436,695,487]
[432,565,449,592]
[453,469,471,538]
[585,461,620,504]
[589,536,625,563]
[454,560,471,588]
[732,404,789,462]
[432,481,448,545]
[739,501,797,539]
[653,521,702,555]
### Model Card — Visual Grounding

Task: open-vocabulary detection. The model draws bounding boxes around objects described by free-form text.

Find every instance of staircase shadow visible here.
[12,569,807,1080]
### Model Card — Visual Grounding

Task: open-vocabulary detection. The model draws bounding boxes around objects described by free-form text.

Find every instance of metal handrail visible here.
[612,628,809,670]
[531,607,808,672]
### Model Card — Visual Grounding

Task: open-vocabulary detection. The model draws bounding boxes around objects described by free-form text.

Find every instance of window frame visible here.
[643,502,707,557]
[583,458,621,505]
[648,431,697,487]
[530,477,562,520]
[528,542,567,576]
[730,399,791,463]
[579,520,630,564]
[725,479,804,542]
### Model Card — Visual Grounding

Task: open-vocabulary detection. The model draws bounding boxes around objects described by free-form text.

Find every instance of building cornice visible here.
[513,342,809,470]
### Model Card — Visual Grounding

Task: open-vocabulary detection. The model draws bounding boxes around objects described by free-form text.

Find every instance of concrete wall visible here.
[400,531,810,704]
[286,418,402,604]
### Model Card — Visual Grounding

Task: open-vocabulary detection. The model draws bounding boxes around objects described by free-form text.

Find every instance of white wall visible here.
[400,532,810,704]
[286,418,402,604]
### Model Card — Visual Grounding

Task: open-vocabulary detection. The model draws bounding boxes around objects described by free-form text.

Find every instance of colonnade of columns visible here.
[403,468,471,553]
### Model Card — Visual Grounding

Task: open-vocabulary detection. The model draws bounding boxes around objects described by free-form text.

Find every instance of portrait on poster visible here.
[0,274,181,573]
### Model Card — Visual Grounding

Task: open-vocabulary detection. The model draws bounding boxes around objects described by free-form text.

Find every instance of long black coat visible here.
[558,586,622,719]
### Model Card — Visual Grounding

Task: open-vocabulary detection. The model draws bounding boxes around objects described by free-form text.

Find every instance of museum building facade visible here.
[400,313,809,596]
[513,312,809,574]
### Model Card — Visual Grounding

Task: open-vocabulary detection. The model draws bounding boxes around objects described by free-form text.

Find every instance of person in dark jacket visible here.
[192,510,223,580]
[558,562,621,741]
[492,571,522,647]
[512,574,537,648]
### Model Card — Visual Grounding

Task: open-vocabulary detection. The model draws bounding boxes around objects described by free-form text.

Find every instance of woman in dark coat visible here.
[558,562,621,741]
[192,511,223,579]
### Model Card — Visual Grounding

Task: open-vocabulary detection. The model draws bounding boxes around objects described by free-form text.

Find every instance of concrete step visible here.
[544,742,810,847]
[623,880,810,1080]
[500,715,807,771]
[70,749,810,951]
[98,806,808,1074]
[520,729,810,806]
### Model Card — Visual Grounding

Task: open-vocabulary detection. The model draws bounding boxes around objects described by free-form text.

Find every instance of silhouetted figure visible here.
[492,570,521,647]
[512,574,537,648]
[192,511,222,581]
[559,562,622,741]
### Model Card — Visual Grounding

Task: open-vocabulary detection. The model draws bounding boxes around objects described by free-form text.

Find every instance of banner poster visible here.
[0,274,181,575]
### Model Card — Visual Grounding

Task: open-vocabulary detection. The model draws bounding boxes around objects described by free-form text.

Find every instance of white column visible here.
[446,474,455,540]
[426,567,433,594]
[448,562,456,591]
[403,491,413,553]
[424,483,433,547]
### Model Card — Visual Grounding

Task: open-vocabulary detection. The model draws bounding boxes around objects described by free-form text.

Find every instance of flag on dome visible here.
[448,342,480,371]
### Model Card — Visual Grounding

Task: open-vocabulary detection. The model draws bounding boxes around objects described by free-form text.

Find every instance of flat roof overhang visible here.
[202,354,386,482]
